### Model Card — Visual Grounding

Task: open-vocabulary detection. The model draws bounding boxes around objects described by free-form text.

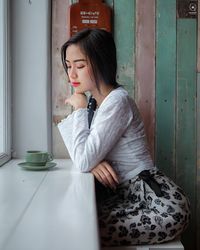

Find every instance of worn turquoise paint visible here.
[156,2,197,249]
[113,0,135,96]
[176,19,197,250]
[156,0,176,179]
[104,0,113,9]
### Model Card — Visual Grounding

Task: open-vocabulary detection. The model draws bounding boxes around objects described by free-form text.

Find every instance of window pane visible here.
[0,0,11,166]
[0,0,4,152]
[0,0,4,153]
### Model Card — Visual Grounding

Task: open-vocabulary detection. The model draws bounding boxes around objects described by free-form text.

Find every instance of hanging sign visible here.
[68,0,112,36]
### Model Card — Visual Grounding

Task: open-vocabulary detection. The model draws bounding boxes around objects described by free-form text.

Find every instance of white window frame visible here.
[0,0,11,166]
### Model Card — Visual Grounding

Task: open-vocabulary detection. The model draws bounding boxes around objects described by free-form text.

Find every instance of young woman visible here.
[58,28,190,247]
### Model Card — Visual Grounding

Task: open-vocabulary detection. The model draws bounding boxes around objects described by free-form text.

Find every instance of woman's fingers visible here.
[91,161,119,189]
[99,164,117,189]
[64,93,87,109]
[91,169,107,187]
[96,167,115,188]
[103,161,120,184]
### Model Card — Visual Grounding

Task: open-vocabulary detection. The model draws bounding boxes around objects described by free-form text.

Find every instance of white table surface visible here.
[0,159,100,250]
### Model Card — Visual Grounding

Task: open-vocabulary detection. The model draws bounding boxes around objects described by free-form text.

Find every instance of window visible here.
[0,0,11,166]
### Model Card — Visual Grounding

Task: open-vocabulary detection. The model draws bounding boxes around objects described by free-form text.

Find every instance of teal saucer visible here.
[18,162,57,171]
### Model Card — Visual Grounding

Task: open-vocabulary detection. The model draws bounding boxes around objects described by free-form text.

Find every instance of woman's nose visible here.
[68,67,77,79]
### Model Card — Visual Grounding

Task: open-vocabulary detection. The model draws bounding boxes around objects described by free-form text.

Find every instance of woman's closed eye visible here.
[76,64,86,69]
[66,64,85,70]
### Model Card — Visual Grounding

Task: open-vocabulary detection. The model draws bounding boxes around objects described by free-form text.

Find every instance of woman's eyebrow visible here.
[65,59,87,63]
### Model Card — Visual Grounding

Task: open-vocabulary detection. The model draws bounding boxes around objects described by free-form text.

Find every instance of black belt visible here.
[139,170,163,197]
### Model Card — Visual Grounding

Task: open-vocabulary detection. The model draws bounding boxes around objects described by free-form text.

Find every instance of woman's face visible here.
[65,44,95,94]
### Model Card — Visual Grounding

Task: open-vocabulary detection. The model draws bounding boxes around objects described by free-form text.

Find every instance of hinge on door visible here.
[177,0,198,18]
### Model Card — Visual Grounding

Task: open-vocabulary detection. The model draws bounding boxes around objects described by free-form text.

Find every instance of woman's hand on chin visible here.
[65,92,87,110]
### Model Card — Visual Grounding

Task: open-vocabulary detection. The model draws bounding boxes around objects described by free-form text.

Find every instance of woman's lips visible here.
[71,82,80,87]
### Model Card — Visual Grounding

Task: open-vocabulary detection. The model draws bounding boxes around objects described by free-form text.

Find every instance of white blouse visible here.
[58,87,154,183]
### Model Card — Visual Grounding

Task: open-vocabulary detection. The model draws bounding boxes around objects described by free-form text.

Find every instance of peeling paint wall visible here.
[52,0,71,158]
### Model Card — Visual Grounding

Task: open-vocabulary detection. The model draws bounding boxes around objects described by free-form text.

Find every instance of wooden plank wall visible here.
[156,0,176,179]
[135,0,155,160]
[196,2,200,250]
[156,1,197,249]
[176,19,197,250]
[52,1,199,249]
[112,0,135,95]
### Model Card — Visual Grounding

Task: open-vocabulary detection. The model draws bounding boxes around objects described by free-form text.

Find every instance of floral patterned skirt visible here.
[96,168,190,247]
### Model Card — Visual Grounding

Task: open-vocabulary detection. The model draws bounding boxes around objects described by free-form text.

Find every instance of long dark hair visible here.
[61,28,119,90]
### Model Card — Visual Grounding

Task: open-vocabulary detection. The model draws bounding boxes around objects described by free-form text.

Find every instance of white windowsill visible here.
[0,159,100,250]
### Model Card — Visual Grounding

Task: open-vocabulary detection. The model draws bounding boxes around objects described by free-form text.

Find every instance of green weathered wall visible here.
[156,0,177,178]
[176,19,197,250]
[156,1,197,249]
[105,0,135,95]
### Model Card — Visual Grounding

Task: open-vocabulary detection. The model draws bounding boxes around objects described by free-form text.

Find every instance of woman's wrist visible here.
[74,105,87,111]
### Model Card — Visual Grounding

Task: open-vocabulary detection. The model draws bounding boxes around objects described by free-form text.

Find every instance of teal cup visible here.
[25,150,54,166]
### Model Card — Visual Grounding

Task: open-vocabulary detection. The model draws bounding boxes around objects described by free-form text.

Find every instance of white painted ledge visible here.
[0,159,100,250]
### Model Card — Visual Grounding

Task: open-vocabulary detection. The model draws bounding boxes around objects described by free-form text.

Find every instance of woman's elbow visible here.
[74,157,93,173]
